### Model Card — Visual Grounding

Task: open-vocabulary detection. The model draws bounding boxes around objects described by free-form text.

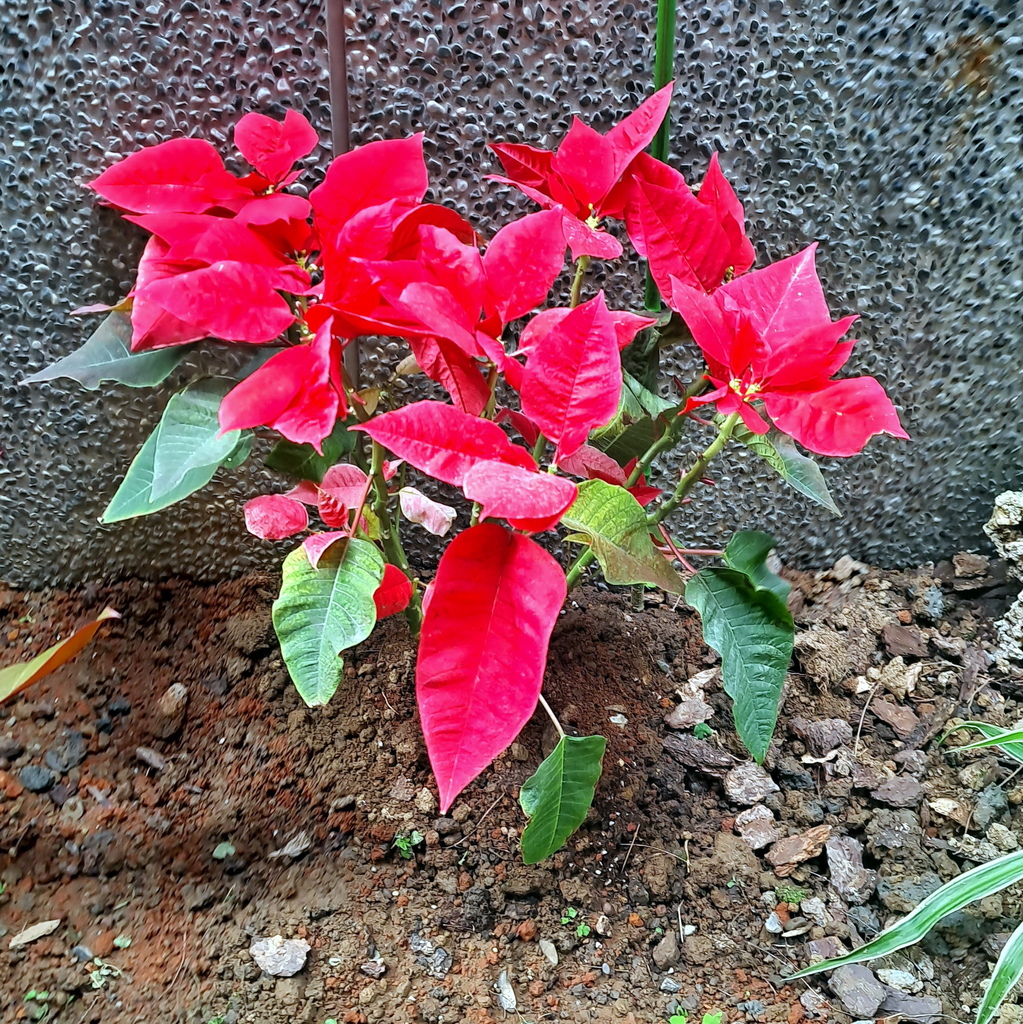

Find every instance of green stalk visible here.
[569,255,591,308]
[644,0,677,310]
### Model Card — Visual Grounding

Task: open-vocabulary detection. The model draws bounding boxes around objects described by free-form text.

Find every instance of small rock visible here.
[881,624,928,658]
[878,987,942,1023]
[495,970,516,1012]
[662,733,738,778]
[724,762,779,805]
[182,882,216,912]
[250,935,310,977]
[954,552,990,577]
[135,746,168,772]
[652,929,680,969]
[876,969,922,994]
[807,936,847,960]
[974,784,1009,830]
[44,731,87,774]
[766,825,831,876]
[877,872,942,913]
[18,764,56,793]
[800,897,829,927]
[928,798,971,825]
[538,939,558,966]
[830,555,868,581]
[409,932,452,979]
[0,736,25,759]
[594,914,612,937]
[829,965,885,1018]
[988,822,1019,851]
[846,904,881,939]
[660,977,682,993]
[870,698,920,739]
[663,697,714,729]
[871,776,924,808]
[735,804,783,850]
[359,960,386,978]
[790,716,853,757]
[152,683,188,739]
[414,788,437,814]
[799,989,830,1018]
[268,832,312,860]
[765,911,784,934]
[71,944,94,961]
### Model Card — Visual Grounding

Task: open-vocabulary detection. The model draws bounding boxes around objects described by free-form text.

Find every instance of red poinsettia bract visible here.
[671,245,909,456]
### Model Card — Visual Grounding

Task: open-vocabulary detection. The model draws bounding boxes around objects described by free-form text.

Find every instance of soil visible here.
[0,552,1021,1024]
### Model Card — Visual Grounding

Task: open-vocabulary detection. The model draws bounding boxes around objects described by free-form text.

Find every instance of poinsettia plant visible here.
[26,87,907,863]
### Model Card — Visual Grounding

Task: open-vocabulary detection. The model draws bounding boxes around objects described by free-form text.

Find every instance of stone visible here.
[249,935,310,978]
[765,825,831,876]
[687,833,761,889]
[877,872,942,913]
[826,836,877,904]
[881,624,928,658]
[0,736,25,759]
[663,696,714,729]
[790,716,853,757]
[870,698,920,739]
[723,762,779,805]
[974,784,1009,830]
[807,936,847,960]
[829,965,885,1018]
[43,731,87,774]
[799,989,830,1018]
[734,804,783,850]
[954,552,990,577]
[651,929,680,969]
[152,683,188,739]
[660,978,682,993]
[18,764,56,792]
[181,882,216,912]
[662,733,739,777]
[876,969,922,994]
[988,823,1019,851]
[871,776,923,807]
[878,987,942,1023]
[495,970,516,1013]
[538,939,558,966]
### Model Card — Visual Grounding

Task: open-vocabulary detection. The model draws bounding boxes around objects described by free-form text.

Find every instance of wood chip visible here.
[9,919,61,948]
[766,825,832,877]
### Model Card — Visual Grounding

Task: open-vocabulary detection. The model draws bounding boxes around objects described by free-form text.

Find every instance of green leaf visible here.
[101,380,246,522]
[590,416,659,466]
[731,423,840,516]
[724,531,790,604]
[949,722,1023,765]
[621,371,675,420]
[265,418,355,482]
[150,378,241,499]
[221,433,254,471]
[520,734,606,864]
[686,567,793,762]
[788,849,1023,983]
[272,538,384,706]
[23,312,192,390]
[561,479,684,593]
[978,918,1023,1024]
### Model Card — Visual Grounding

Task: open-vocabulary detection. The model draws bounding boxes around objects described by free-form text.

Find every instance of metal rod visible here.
[325,0,360,386]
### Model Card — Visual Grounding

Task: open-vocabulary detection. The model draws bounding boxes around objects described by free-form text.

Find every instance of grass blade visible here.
[977,918,1023,1024]
[945,721,1023,766]
[789,849,1023,979]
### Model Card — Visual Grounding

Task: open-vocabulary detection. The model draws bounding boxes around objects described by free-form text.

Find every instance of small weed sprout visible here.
[393,830,424,859]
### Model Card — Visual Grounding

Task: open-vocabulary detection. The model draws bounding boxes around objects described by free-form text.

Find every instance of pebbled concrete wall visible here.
[2,0,1021,587]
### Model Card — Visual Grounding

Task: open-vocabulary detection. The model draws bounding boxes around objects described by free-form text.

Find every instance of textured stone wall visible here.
[2,0,1021,587]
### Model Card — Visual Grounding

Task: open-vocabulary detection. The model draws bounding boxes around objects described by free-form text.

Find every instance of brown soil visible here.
[0,556,1019,1024]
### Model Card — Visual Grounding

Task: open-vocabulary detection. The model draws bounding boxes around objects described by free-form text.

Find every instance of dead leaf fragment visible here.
[766,825,832,877]
[9,919,61,948]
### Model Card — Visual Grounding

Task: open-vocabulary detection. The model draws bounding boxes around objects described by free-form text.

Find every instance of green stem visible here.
[565,548,596,590]
[531,432,547,465]
[483,362,499,419]
[569,255,591,308]
[648,412,739,526]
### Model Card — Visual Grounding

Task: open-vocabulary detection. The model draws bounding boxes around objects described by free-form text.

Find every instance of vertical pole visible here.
[644,0,677,311]
[326,0,360,385]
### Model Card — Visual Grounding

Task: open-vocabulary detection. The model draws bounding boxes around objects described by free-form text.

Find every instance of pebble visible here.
[652,928,680,969]
[735,804,783,850]
[870,698,920,739]
[790,716,853,756]
[663,696,714,729]
[660,978,682,993]
[724,762,779,805]
[44,731,87,774]
[800,896,829,926]
[0,737,25,759]
[871,776,923,808]
[829,964,885,1018]
[538,939,558,966]
[876,968,922,994]
[152,683,188,739]
[764,911,784,934]
[18,764,56,793]
[766,824,831,875]
[249,935,310,977]
[878,987,942,1023]
[974,784,1008,830]
[826,836,877,904]
[71,944,94,962]
[988,822,1019,851]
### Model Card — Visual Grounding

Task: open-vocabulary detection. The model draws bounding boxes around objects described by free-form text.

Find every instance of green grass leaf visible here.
[272,538,384,706]
[686,566,793,762]
[562,479,684,593]
[789,849,1023,982]
[23,312,192,390]
[948,722,1023,765]
[978,918,1023,1024]
[520,734,606,864]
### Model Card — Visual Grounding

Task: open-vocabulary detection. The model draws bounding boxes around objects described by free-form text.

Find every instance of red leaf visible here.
[89,138,249,214]
[558,445,626,485]
[519,292,623,463]
[461,461,578,532]
[416,523,566,811]
[488,142,557,192]
[482,210,566,323]
[235,109,318,185]
[409,335,491,416]
[605,82,673,172]
[310,135,428,237]
[698,153,755,275]
[354,401,534,486]
[243,494,310,540]
[302,531,348,569]
[374,564,414,619]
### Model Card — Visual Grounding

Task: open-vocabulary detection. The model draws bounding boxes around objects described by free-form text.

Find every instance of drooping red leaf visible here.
[416,523,566,812]
[310,135,428,237]
[488,142,557,192]
[519,292,623,463]
[763,376,909,457]
[559,214,625,261]
[354,401,534,486]
[408,335,491,416]
[243,494,310,540]
[558,445,627,485]
[129,236,209,350]
[495,408,540,447]
[89,138,249,214]
[374,563,414,619]
[235,109,318,185]
[302,531,348,569]
[609,309,658,351]
[482,210,566,322]
[398,487,457,536]
[605,82,674,171]
[461,460,578,532]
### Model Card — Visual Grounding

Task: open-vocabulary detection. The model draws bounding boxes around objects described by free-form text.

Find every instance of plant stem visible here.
[483,362,499,419]
[565,547,596,590]
[569,255,591,308]
[537,693,566,739]
[648,412,739,526]
[531,431,547,465]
